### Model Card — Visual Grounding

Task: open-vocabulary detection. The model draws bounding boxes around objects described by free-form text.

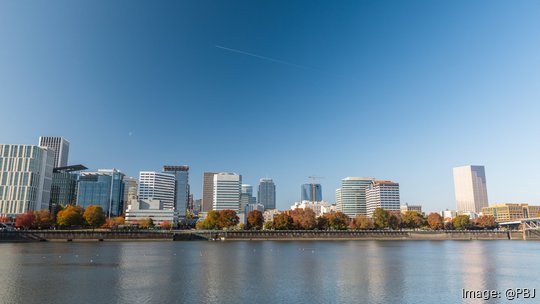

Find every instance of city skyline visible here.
[1,1,540,211]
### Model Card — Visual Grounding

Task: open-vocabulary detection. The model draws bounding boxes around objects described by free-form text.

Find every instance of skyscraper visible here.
[38,136,70,168]
[162,165,190,216]
[77,169,125,217]
[202,172,217,212]
[453,165,489,213]
[123,177,138,209]
[213,172,241,211]
[258,178,276,210]
[138,171,176,210]
[0,145,54,216]
[50,165,87,213]
[301,183,322,202]
[336,177,373,217]
[366,180,400,217]
[240,184,256,211]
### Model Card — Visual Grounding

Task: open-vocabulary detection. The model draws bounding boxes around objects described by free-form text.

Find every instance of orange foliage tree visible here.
[15,212,34,229]
[247,210,264,230]
[217,210,239,229]
[33,210,54,229]
[427,213,444,230]
[83,205,106,228]
[56,205,84,228]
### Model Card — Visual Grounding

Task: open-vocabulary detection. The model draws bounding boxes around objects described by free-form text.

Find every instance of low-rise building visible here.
[482,203,540,222]
[400,203,422,214]
[125,199,178,226]
[290,200,333,217]
[263,209,280,223]
[441,209,457,220]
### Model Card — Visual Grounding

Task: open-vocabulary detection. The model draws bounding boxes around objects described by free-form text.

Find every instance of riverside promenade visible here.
[2,229,537,242]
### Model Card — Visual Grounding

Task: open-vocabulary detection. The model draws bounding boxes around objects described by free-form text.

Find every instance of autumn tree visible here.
[325,212,350,230]
[160,221,172,230]
[138,218,154,229]
[453,215,470,230]
[0,216,11,223]
[373,208,391,229]
[197,210,220,230]
[263,221,273,230]
[353,215,374,230]
[56,205,84,228]
[427,213,444,230]
[273,213,294,230]
[247,210,264,230]
[475,215,496,229]
[389,212,404,230]
[444,219,454,230]
[217,210,239,229]
[291,208,317,230]
[83,205,106,228]
[316,216,328,230]
[403,211,425,229]
[15,212,34,229]
[33,210,54,229]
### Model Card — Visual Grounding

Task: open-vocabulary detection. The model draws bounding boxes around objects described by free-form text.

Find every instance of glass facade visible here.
[77,169,125,217]
[301,183,322,202]
[50,171,78,212]
[162,166,190,217]
[258,179,276,210]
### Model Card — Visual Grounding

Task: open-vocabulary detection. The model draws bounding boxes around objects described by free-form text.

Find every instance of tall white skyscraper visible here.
[336,177,374,217]
[38,136,70,168]
[213,172,241,212]
[453,165,489,213]
[366,180,400,217]
[138,171,176,210]
[0,145,54,216]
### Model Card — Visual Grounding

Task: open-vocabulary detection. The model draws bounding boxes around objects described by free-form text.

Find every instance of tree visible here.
[273,213,294,230]
[196,210,220,230]
[389,212,404,230]
[427,213,444,230]
[475,215,496,229]
[217,210,239,229]
[353,215,374,230]
[291,208,317,230]
[138,218,154,229]
[15,212,34,229]
[83,205,106,228]
[444,219,454,230]
[316,216,328,230]
[0,216,11,223]
[453,215,470,230]
[403,211,425,229]
[247,210,264,230]
[263,221,273,230]
[325,212,350,230]
[373,208,391,229]
[33,210,54,229]
[160,221,172,230]
[56,205,84,228]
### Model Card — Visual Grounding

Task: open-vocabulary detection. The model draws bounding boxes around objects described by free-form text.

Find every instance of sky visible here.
[1,0,540,212]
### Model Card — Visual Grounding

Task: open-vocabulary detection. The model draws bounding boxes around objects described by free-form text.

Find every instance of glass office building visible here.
[301,183,322,202]
[258,179,276,210]
[77,169,125,217]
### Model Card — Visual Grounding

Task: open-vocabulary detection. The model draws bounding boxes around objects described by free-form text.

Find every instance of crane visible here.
[307,176,324,204]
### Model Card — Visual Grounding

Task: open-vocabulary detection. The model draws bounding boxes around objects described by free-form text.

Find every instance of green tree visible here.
[217,210,239,229]
[373,208,391,229]
[403,211,425,229]
[247,210,264,230]
[83,205,106,228]
[33,210,54,229]
[353,215,374,230]
[326,212,350,230]
[427,213,444,230]
[453,215,470,230]
[475,215,496,229]
[263,221,273,230]
[273,213,294,230]
[56,205,84,228]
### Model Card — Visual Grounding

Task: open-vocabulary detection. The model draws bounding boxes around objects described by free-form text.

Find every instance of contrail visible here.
[215,45,316,71]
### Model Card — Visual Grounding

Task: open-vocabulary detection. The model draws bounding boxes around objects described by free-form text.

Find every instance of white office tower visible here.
[138,171,176,210]
[38,136,70,168]
[453,165,489,213]
[366,180,400,217]
[0,145,54,216]
[336,177,374,217]
[213,172,242,212]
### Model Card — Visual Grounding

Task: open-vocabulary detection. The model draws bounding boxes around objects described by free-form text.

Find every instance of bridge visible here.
[498,217,540,240]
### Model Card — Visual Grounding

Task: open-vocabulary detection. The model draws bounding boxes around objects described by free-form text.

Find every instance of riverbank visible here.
[2,229,538,242]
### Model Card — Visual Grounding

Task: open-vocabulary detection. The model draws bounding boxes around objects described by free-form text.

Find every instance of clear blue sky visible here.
[1,1,539,212]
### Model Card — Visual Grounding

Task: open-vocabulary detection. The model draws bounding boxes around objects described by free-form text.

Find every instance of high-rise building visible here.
[453,165,489,213]
[213,172,241,211]
[77,169,125,217]
[38,136,70,168]
[335,177,373,217]
[0,145,54,216]
[240,184,256,211]
[366,180,400,217]
[162,165,190,216]
[301,183,322,202]
[202,172,217,212]
[138,171,176,210]
[50,165,87,213]
[258,178,276,210]
[123,177,138,211]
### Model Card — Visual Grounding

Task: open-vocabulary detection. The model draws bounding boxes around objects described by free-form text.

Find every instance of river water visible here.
[0,240,538,303]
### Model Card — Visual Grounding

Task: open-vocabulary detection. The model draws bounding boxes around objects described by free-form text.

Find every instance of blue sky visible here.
[1,0,540,211]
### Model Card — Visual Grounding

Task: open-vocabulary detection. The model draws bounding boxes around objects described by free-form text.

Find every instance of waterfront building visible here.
[453,165,489,213]
[138,171,176,210]
[213,173,241,211]
[38,136,70,168]
[263,209,280,223]
[400,203,423,214]
[441,209,457,220]
[125,199,178,226]
[482,203,540,222]
[290,200,333,217]
[240,184,256,211]
[366,180,400,217]
[50,165,87,213]
[335,177,373,217]
[77,169,125,217]
[0,145,54,216]
[202,172,217,212]
[301,183,322,202]
[162,165,190,217]
[258,178,276,210]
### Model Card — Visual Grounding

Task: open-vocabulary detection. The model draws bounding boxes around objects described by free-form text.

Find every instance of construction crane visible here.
[307,176,324,204]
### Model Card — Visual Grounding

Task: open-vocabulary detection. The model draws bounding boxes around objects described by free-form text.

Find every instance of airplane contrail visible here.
[215,45,316,71]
